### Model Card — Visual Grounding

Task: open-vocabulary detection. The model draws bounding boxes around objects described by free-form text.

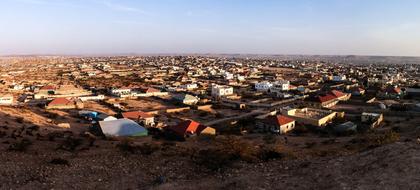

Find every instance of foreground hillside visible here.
[0,124,419,189]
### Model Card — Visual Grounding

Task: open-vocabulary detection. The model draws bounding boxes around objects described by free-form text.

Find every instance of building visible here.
[333,75,347,82]
[361,112,384,128]
[172,94,199,105]
[99,119,148,137]
[330,90,352,101]
[272,80,290,92]
[122,111,155,126]
[180,83,198,91]
[167,120,216,137]
[258,115,295,134]
[351,87,366,96]
[320,94,340,108]
[0,94,13,105]
[281,108,338,127]
[78,95,105,101]
[211,85,234,98]
[308,90,351,108]
[378,86,404,99]
[109,87,132,97]
[255,81,273,92]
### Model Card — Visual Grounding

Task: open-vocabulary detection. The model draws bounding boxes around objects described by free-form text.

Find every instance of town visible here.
[1,55,419,136]
[1,55,419,188]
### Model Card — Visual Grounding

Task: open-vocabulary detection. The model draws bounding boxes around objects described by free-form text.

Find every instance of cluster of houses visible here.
[1,55,419,139]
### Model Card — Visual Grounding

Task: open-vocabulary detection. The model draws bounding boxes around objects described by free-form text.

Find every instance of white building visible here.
[180,83,198,91]
[110,88,131,96]
[211,85,234,98]
[273,80,290,91]
[333,75,347,82]
[0,95,14,105]
[224,72,234,80]
[255,81,273,91]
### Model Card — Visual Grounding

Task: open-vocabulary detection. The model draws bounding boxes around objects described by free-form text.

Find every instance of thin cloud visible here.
[98,0,149,15]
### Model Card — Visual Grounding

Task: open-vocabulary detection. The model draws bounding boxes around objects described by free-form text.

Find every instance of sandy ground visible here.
[0,136,418,190]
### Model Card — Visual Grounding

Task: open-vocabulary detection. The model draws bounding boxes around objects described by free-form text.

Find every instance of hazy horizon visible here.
[1,0,420,56]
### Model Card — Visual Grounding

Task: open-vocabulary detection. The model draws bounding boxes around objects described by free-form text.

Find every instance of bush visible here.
[263,134,277,144]
[57,137,82,152]
[117,140,160,155]
[258,147,283,161]
[117,139,136,153]
[49,158,70,166]
[8,139,32,152]
[192,148,236,171]
[137,143,160,155]
[367,130,400,147]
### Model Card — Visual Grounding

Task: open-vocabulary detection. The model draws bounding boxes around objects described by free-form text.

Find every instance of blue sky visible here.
[1,0,420,56]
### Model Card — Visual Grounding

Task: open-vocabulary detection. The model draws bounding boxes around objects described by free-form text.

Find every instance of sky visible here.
[1,0,420,56]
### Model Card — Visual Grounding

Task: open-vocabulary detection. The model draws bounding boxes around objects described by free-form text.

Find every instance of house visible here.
[0,94,13,105]
[97,113,118,121]
[333,75,347,82]
[39,85,56,94]
[281,108,338,127]
[211,85,234,98]
[361,112,384,128]
[318,94,339,108]
[172,94,199,105]
[308,90,351,108]
[167,120,216,137]
[255,81,273,92]
[351,87,366,96]
[271,80,290,92]
[78,110,98,120]
[122,111,155,126]
[258,115,296,134]
[330,90,351,101]
[46,98,84,109]
[109,87,131,97]
[378,86,404,99]
[99,119,148,137]
[78,95,105,101]
[180,83,198,91]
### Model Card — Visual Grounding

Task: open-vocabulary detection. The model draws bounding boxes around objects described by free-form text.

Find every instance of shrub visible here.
[137,143,160,155]
[49,158,70,166]
[258,147,283,161]
[8,139,32,152]
[116,139,136,153]
[192,148,236,171]
[57,137,82,152]
[367,130,400,147]
[263,134,277,144]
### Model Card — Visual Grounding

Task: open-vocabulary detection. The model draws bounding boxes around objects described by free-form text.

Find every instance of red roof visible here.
[330,90,346,98]
[122,111,153,120]
[168,120,207,136]
[268,115,295,126]
[318,94,337,103]
[40,85,56,90]
[48,98,72,106]
[385,87,401,94]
